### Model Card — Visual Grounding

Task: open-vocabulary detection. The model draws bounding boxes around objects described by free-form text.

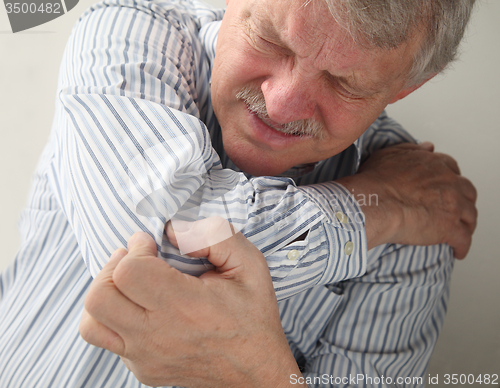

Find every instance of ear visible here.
[389,74,437,104]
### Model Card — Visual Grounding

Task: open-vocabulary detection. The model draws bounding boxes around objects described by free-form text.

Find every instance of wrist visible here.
[336,174,402,250]
[246,330,307,388]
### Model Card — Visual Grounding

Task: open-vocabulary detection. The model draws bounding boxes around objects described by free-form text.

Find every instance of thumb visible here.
[126,232,158,258]
[201,232,268,283]
[166,218,267,281]
[96,247,129,280]
[166,217,236,255]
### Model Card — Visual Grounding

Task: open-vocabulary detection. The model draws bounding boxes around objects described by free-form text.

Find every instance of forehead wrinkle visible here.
[251,0,409,95]
[291,5,365,70]
[251,0,317,57]
[252,4,289,41]
[318,23,414,92]
[289,12,371,92]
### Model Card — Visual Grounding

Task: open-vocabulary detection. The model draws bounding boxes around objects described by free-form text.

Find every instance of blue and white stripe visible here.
[0,0,452,386]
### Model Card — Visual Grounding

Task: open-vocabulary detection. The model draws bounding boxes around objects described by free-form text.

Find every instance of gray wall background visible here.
[1,0,498,380]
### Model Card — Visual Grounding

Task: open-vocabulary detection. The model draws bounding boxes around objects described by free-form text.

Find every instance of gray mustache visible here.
[236,86,324,139]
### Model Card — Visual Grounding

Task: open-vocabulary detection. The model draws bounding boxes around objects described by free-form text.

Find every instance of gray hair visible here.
[321,0,477,86]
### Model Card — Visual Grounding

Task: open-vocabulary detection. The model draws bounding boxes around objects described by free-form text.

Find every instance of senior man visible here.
[0,0,477,386]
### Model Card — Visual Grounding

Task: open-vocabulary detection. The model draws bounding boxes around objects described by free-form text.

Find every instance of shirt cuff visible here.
[297,181,368,282]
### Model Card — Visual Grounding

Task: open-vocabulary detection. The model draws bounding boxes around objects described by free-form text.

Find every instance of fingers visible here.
[165,221,177,247]
[167,218,268,283]
[79,308,126,356]
[418,141,435,152]
[86,231,201,322]
[206,232,267,274]
[84,248,146,334]
[460,197,479,234]
[435,152,461,175]
[167,217,236,255]
[167,218,264,270]
[452,176,478,235]
[448,223,473,260]
[113,230,212,310]
[102,247,129,273]
[391,141,434,152]
[113,253,189,310]
[430,152,477,236]
[414,143,462,176]
[113,232,179,309]
[127,232,158,258]
[458,175,478,204]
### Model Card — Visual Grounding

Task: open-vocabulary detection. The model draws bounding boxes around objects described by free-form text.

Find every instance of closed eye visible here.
[254,34,278,50]
[337,84,363,99]
[325,74,365,100]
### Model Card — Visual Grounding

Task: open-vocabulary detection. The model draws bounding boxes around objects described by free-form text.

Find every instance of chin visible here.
[231,157,281,177]
[219,117,305,177]
[225,147,289,177]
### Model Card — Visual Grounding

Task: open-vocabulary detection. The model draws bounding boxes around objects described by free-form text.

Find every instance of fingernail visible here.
[418,141,434,147]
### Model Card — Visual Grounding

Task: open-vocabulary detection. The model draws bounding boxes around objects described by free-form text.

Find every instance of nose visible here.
[260,71,317,124]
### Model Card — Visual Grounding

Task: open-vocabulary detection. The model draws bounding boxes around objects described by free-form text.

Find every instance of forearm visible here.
[334,142,476,258]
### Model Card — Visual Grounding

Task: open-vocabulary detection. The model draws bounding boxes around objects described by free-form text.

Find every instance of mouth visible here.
[244,105,313,150]
[244,101,313,137]
[258,115,306,137]
[235,85,323,142]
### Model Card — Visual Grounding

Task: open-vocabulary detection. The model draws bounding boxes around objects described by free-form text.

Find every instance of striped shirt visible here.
[0,0,453,386]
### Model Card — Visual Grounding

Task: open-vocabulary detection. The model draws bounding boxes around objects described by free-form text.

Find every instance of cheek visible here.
[222,53,266,87]
[320,102,361,141]
[212,54,268,123]
[320,96,388,146]
[215,33,271,88]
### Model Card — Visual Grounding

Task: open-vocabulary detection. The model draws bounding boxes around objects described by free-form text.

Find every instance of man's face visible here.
[211,0,422,176]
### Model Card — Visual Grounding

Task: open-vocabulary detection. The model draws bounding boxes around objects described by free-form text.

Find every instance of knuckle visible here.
[78,318,92,343]
[435,153,461,175]
[113,259,135,290]
[394,142,419,151]
[459,175,477,194]
[467,181,479,203]
[440,190,461,215]
[437,151,458,164]
[84,284,104,316]
[471,205,479,222]
[79,328,92,345]
[453,227,472,257]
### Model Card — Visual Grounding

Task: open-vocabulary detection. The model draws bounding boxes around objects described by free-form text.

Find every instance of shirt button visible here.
[336,211,349,224]
[344,241,354,255]
[287,249,300,261]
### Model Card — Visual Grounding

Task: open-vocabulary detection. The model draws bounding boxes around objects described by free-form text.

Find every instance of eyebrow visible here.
[251,10,288,46]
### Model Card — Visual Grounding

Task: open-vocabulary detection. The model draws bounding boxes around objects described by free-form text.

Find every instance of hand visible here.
[79,222,306,388]
[337,142,478,259]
